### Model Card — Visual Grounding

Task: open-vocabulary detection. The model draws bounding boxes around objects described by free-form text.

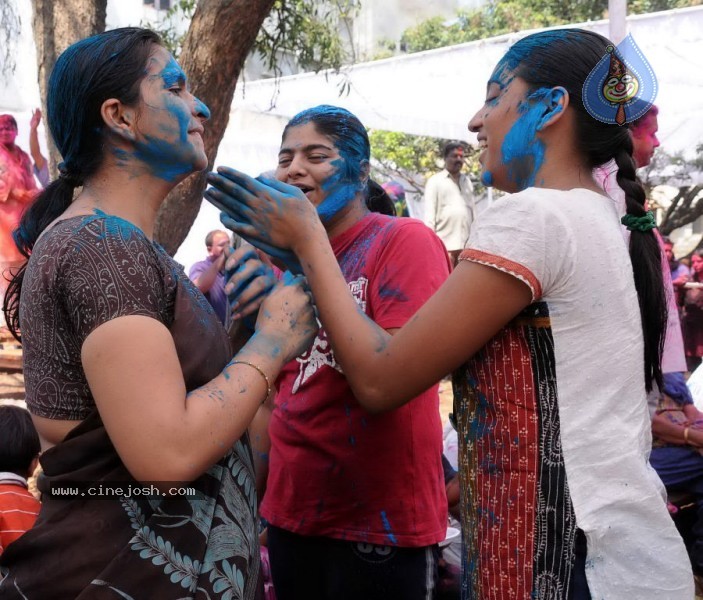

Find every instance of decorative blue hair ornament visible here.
[582,34,657,126]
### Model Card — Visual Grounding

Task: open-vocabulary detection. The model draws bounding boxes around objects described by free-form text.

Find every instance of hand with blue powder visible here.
[219,212,303,275]
[205,167,326,264]
[224,245,276,320]
[252,271,318,364]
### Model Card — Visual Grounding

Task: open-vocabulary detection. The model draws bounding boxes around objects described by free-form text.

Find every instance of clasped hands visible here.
[208,169,320,344]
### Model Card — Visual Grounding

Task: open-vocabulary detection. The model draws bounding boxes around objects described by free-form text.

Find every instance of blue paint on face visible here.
[317,158,361,222]
[194,97,211,120]
[130,54,210,182]
[481,171,494,186]
[380,511,398,545]
[286,105,370,224]
[133,133,194,182]
[160,55,185,89]
[500,88,557,190]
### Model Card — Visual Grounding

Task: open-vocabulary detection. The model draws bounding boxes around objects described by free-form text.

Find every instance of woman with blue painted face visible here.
[212,105,451,600]
[206,30,693,599]
[0,28,317,599]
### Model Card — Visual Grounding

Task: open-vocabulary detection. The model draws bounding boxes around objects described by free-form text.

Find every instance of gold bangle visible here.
[231,360,272,403]
[684,426,691,445]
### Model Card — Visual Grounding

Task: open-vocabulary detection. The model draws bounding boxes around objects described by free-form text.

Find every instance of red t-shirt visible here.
[262,213,451,547]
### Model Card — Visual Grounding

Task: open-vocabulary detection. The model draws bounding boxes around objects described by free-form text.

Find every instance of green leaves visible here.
[149,0,360,74]
[254,0,361,75]
[395,0,700,55]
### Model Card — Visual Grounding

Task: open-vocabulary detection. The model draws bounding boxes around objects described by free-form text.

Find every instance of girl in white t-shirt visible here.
[206,28,692,600]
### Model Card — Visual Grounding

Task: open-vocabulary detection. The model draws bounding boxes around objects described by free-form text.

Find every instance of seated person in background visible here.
[650,377,703,576]
[188,229,231,325]
[0,405,41,556]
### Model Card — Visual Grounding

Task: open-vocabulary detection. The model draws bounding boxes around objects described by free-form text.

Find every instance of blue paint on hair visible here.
[491,30,572,85]
[47,30,156,171]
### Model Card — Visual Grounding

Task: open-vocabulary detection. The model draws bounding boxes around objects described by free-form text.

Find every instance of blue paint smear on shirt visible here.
[380,510,398,545]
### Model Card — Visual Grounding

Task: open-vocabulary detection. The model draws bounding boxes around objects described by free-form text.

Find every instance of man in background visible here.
[423,142,475,265]
[188,230,230,325]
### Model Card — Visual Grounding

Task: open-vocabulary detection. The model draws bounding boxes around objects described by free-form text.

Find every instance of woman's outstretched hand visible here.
[205,167,323,265]
[254,272,318,364]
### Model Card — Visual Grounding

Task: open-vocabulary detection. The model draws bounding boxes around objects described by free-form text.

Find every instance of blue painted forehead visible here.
[287,104,370,163]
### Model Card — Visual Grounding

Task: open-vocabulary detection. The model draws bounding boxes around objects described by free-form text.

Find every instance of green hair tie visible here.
[621,211,657,233]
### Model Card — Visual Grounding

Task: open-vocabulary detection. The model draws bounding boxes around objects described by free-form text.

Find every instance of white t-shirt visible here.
[461,187,692,599]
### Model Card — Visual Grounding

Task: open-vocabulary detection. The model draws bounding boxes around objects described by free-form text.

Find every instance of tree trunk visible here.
[32,0,107,174]
[154,0,276,256]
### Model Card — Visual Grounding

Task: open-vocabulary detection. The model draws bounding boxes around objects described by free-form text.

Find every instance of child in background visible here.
[0,405,40,555]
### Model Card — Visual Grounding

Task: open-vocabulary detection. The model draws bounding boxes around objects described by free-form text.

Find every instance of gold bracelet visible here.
[231,360,272,403]
[684,426,691,445]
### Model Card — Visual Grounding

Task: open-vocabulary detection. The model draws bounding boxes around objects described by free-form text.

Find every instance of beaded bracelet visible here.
[232,360,272,402]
